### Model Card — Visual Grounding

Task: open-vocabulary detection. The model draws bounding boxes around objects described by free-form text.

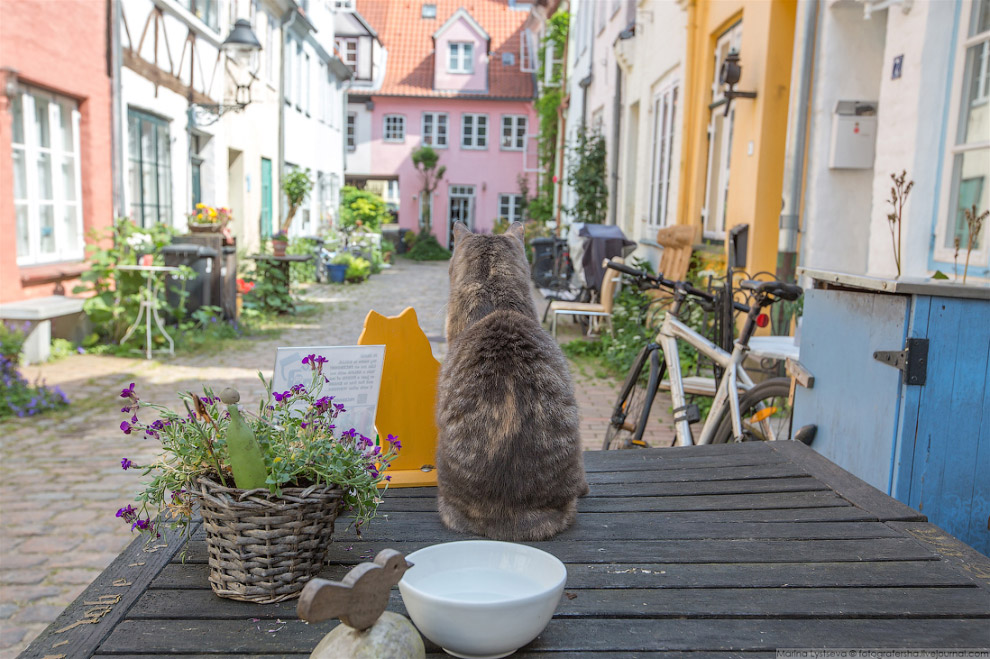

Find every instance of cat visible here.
[435,221,588,542]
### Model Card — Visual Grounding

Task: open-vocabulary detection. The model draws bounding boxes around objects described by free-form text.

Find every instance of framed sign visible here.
[272,345,386,440]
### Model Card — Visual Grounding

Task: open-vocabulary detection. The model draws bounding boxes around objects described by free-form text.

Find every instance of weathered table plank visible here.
[21,443,990,658]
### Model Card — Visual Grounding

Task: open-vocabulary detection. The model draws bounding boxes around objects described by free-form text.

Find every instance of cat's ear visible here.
[452,222,470,242]
[507,222,525,243]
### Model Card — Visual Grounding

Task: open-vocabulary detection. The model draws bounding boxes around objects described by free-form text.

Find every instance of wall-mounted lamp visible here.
[189,19,262,126]
[710,49,757,117]
[2,67,19,99]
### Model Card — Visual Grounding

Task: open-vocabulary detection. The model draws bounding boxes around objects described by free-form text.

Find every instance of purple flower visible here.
[300,422,309,429]
[334,403,346,414]
[342,428,357,440]
[121,458,133,470]
[121,406,131,413]
[120,382,136,399]
[130,414,138,423]
[120,421,132,435]
[387,434,402,452]
[385,475,391,482]
[116,505,136,521]
[76,346,85,354]
[302,354,316,365]
[291,383,306,394]
[132,518,153,532]
[150,420,165,431]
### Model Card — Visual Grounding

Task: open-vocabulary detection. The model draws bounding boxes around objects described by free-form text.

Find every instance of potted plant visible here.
[115,354,401,603]
[272,231,289,257]
[327,253,351,283]
[188,204,232,233]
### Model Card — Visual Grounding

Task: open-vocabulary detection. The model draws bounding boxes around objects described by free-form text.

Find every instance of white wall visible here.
[801,1,886,276]
[345,101,373,175]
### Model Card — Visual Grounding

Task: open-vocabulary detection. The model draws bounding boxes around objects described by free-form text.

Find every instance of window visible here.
[10,87,83,265]
[336,38,358,73]
[264,10,275,83]
[498,194,524,223]
[334,0,354,8]
[304,53,311,115]
[501,115,527,150]
[448,42,474,74]
[384,115,405,142]
[127,108,172,228]
[702,22,741,238]
[935,0,990,266]
[187,0,218,31]
[422,112,449,147]
[422,3,436,18]
[649,83,679,227]
[461,113,488,149]
[347,112,357,151]
[520,30,537,72]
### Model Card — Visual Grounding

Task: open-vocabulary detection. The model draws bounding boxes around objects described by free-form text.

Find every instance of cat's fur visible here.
[435,221,588,541]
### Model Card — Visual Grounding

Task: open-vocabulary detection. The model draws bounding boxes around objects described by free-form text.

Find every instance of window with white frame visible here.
[422,112,449,147]
[336,38,358,73]
[501,115,527,150]
[187,0,219,31]
[127,108,173,229]
[649,83,679,227]
[10,87,84,265]
[498,194,524,223]
[936,0,990,265]
[347,113,357,150]
[520,30,536,72]
[422,3,436,19]
[384,115,405,142]
[264,10,275,83]
[448,42,474,74]
[304,52,311,115]
[461,113,488,149]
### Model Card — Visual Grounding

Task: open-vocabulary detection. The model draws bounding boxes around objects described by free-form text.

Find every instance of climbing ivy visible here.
[566,126,608,224]
[529,12,569,225]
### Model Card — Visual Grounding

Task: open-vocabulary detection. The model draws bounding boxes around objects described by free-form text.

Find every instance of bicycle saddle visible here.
[739,280,803,301]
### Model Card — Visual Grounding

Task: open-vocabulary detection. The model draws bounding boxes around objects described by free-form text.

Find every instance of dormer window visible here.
[336,38,358,73]
[422,4,436,19]
[448,42,474,74]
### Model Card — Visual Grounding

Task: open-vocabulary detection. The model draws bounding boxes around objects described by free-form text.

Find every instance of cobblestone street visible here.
[0,258,672,656]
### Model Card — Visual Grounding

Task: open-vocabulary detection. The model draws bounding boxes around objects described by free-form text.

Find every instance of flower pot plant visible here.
[116,354,400,603]
[327,253,351,283]
[188,204,232,233]
[272,231,289,257]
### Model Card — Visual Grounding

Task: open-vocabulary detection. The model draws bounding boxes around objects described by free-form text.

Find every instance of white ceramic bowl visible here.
[398,540,566,659]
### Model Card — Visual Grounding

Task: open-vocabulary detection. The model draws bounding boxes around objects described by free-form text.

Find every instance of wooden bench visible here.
[0,296,85,363]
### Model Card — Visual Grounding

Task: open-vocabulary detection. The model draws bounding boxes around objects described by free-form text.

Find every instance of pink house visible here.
[348,0,537,248]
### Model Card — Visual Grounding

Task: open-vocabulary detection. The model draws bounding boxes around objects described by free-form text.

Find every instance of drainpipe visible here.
[278,7,300,231]
[608,62,621,226]
[778,0,819,282]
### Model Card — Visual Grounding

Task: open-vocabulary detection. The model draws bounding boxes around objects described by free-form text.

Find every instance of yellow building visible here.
[678,0,797,277]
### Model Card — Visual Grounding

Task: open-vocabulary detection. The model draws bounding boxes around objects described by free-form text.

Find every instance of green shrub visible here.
[406,231,451,261]
[0,322,28,360]
[346,257,372,282]
[286,237,319,283]
[340,186,389,232]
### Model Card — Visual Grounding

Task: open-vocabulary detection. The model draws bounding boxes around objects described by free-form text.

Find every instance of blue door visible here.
[261,158,273,239]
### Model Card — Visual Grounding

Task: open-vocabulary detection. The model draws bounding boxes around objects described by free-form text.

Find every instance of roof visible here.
[355,0,535,99]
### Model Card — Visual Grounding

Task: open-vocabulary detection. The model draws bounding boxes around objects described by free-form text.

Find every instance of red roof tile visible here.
[355,0,535,99]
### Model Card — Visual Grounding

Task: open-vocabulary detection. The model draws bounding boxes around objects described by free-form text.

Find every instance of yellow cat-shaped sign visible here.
[358,307,439,487]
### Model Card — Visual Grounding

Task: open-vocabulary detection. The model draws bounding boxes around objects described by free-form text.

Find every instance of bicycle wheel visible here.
[603,346,663,450]
[711,377,793,444]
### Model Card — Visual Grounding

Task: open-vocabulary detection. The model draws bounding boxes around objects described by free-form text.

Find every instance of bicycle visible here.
[602,260,814,449]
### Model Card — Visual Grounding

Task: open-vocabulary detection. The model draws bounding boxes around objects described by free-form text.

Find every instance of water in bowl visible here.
[418,567,541,603]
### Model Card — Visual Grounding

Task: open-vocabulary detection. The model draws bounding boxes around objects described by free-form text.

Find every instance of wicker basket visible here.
[192,476,343,603]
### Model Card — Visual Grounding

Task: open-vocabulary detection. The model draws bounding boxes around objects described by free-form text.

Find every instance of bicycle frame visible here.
[657,308,757,447]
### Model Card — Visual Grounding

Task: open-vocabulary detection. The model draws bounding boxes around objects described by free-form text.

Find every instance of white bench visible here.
[0,296,86,364]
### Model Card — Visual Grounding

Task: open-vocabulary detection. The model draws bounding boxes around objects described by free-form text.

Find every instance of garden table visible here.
[20,442,990,658]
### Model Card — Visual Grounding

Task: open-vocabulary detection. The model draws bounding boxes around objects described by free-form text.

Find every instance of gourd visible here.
[220,388,268,490]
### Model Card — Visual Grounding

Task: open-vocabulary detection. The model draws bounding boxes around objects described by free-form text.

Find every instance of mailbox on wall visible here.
[829,100,878,169]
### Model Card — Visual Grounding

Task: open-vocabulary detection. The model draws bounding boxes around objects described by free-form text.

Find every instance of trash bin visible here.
[530,237,556,287]
[160,243,218,317]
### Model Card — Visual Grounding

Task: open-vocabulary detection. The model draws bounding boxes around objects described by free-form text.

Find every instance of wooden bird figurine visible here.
[298,549,414,631]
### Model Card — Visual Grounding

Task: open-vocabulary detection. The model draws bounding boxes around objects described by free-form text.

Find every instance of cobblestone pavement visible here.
[0,258,672,656]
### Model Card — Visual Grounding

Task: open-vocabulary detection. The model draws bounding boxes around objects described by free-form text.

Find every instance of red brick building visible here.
[0,0,113,303]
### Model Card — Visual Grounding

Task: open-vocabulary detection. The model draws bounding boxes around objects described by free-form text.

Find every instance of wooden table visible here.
[21,442,990,657]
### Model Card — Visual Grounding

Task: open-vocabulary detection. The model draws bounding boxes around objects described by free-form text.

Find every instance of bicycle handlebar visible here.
[606,259,717,304]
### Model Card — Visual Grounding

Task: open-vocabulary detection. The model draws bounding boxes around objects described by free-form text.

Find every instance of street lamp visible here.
[189,18,262,125]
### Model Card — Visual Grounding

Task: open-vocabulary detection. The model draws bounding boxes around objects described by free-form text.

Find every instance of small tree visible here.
[280,167,313,234]
[567,126,608,224]
[412,146,446,233]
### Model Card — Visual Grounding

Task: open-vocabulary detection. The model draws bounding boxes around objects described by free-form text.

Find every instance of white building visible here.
[799,0,990,282]
[282,0,350,238]
[117,0,349,250]
[613,0,688,270]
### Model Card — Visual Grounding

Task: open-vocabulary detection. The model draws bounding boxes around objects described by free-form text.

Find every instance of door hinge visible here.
[873,337,929,385]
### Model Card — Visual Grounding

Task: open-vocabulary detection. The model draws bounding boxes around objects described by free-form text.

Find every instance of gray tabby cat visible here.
[436,221,588,541]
